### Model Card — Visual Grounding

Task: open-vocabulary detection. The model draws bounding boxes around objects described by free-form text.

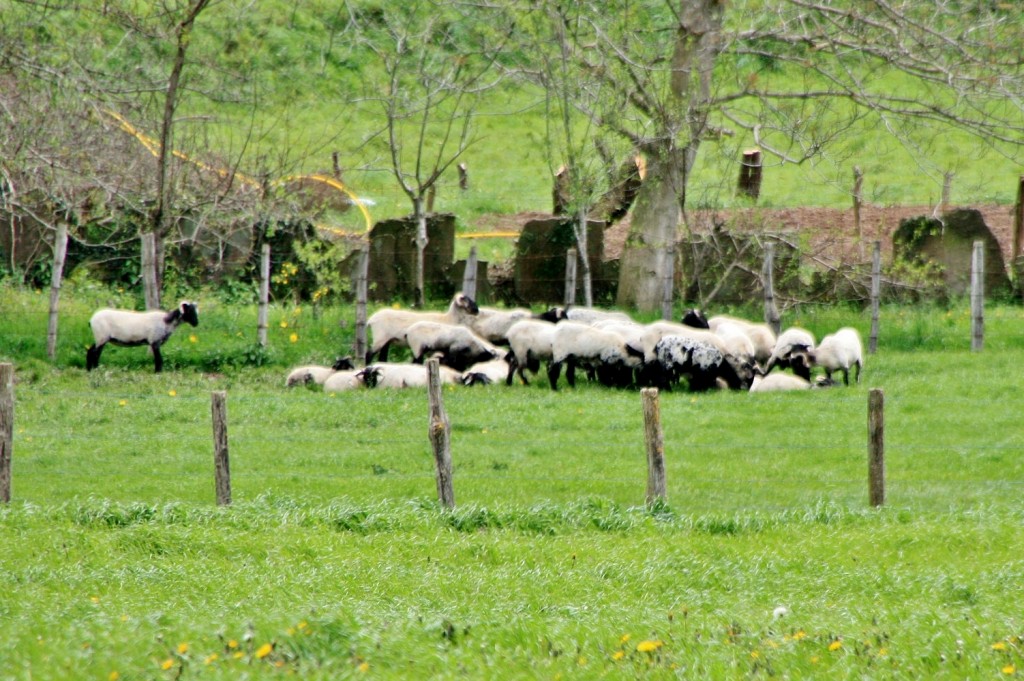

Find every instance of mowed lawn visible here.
[3,304,1024,679]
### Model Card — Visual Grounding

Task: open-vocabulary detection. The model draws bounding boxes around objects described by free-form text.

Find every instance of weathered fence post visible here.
[661,244,675,321]
[0,363,12,504]
[869,241,881,354]
[971,240,984,351]
[353,247,369,364]
[140,232,160,310]
[1011,175,1024,280]
[427,359,455,509]
[462,245,478,300]
[211,391,231,506]
[738,148,762,199]
[458,162,469,191]
[763,242,781,336]
[46,222,69,360]
[564,248,578,306]
[853,166,864,259]
[641,388,667,506]
[868,389,885,507]
[257,243,271,347]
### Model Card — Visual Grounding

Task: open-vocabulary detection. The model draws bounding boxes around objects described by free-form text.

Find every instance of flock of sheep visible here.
[286,293,865,394]
[80,294,863,393]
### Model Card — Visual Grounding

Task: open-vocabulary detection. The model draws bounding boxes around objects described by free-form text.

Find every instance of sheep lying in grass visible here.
[505,319,558,386]
[461,358,512,386]
[749,369,811,392]
[358,362,462,389]
[285,357,355,387]
[322,369,369,392]
[86,301,198,373]
[405,321,500,371]
[365,293,479,364]
[810,327,863,385]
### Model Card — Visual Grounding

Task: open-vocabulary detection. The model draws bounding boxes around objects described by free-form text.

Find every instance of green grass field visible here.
[2,285,1024,679]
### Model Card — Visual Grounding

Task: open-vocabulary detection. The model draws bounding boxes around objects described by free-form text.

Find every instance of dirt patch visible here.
[474,204,1018,267]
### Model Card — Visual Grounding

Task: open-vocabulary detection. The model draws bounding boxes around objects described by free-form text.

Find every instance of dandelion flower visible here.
[828,640,843,652]
[109,672,120,681]
[297,621,308,631]
[233,651,244,660]
[993,642,1008,651]
[160,659,174,670]
[1003,664,1016,675]
[620,634,631,644]
[177,642,189,655]
[358,662,370,672]
[90,596,100,604]
[204,653,218,665]
[118,400,127,407]
[189,334,198,343]
[227,639,238,649]
[168,390,177,397]
[612,650,625,661]
[289,333,298,343]
[255,643,273,659]
[280,320,289,328]
[637,640,664,653]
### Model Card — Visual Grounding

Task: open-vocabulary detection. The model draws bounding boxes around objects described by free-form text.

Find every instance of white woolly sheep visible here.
[469,306,534,345]
[763,327,816,381]
[548,321,644,390]
[749,370,812,392]
[86,301,199,373]
[405,321,500,371]
[653,334,744,392]
[636,321,754,388]
[461,358,513,386]
[708,315,777,365]
[285,357,356,387]
[358,362,462,389]
[365,293,479,364]
[322,369,369,392]
[810,327,863,386]
[538,306,631,325]
[504,319,559,386]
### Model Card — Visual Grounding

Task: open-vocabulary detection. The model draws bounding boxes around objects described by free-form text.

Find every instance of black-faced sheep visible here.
[405,321,500,372]
[636,321,754,388]
[285,357,356,387]
[504,319,558,386]
[548,321,644,390]
[763,327,816,381]
[680,308,710,329]
[322,369,369,392]
[653,334,744,392]
[358,362,462,389]
[809,328,863,385]
[538,306,631,325]
[86,301,199,373]
[365,293,479,364]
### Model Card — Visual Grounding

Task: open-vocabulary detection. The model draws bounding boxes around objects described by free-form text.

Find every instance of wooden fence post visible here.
[763,242,781,336]
[462,245,478,300]
[353,247,369,364]
[0,363,13,504]
[661,244,675,321]
[46,222,69,360]
[427,360,454,509]
[1011,175,1024,279]
[868,389,885,507]
[869,241,881,354]
[140,232,160,310]
[564,248,577,306]
[211,391,231,506]
[971,240,984,351]
[738,148,762,199]
[641,388,667,506]
[257,243,271,347]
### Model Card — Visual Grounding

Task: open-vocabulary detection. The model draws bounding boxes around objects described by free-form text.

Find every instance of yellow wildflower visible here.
[233,651,244,660]
[297,621,308,631]
[204,653,218,665]
[109,672,120,681]
[161,658,174,670]
[227,639,238,649]
[189,334,198,343]
[620,634,631,644]
[829,640,843,652]
[637,640,663,653]
[177,642,189,655]
[255,643,273,659]
[280,320,289,328]
[358,662,370,672]
[118,400,127,407]
[993,642,1008,651]
[90,596,100,604]
[289,333,298,343]
[612,650,625,661]
[168,390,176,397]
[1003,664,1016,675]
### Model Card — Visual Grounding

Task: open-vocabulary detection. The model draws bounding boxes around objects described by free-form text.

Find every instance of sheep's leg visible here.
[547,361,562,391]
[151,344,164,373]
[505,355,518,386]
[565,357,577,387]
[841,367,850,386]
[86,343,104,371]
[854,361,861,384]
[377,341,391,363]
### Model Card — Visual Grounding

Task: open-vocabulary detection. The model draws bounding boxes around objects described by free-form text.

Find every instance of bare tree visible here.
[356,1,512,307]
[509,0,1024,311]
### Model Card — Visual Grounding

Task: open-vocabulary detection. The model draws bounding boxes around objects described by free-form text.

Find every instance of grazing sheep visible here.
[548,321,644,390]
[505,319,559,385]
[538,306,631,326]
[86,301,199,373]
[461,358,512,386]
[763,327,816,381]
[358,362,462,389]
[322,369,369,392]
[405,321,500,371]
[470,307,534,345]
[810,328,863,385]
[285,357,355,387]
[708,315,777,365]
[636,321,754,388]
[653,334,744,392]
[365,293,479,364]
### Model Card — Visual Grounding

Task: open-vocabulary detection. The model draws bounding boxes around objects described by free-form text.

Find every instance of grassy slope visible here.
[2,287,1024,678]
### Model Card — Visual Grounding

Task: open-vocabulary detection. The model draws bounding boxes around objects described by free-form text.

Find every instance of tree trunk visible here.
[616,152,683,311]
[576,206,593,307]
[414,195,427,308]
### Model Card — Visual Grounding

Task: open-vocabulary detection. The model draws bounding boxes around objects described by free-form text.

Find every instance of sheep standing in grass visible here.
[470,307,534,345]
[285,357,355,387]
[405,321,500,371]
[708,315,777,365]
[505,319,558,385]
[86,301,198,373]
[547,321,644,390]
[654,334,744,391]
[636,321,753,388]
[365,293,479,364]
[763,327,816,381]
[810,328,863,385]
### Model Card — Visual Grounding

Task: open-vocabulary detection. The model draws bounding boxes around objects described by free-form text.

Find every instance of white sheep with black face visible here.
[810,327,863,386]
[358,362,462,389]
[709,315,777,366]
[322,369,369,392]
[504,319,559,386]
[405,321,501,372]
[763,327,816,381]
[285,357,355,387]
[86,301,199,373]
[461,358,513,386]
[469,306,534,345]
[365,293,479,364]
[636,321,754,389]
[547,321,645,390]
